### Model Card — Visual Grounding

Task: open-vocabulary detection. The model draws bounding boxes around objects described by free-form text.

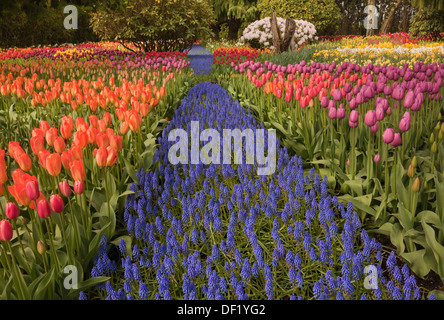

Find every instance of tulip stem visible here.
[11,220,30,273]
[45,218,61,274]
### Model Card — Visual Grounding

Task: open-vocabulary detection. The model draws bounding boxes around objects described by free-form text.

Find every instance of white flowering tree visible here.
[239,15,317,51]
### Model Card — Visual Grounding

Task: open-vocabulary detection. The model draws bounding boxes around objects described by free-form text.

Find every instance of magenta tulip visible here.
[374,154,381,163]
[59,180,72,197]
[350,110,359,123]
[328,107,337,119]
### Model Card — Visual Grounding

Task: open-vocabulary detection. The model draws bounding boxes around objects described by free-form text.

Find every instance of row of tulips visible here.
[0,44,196,299]
[216,52,444,283]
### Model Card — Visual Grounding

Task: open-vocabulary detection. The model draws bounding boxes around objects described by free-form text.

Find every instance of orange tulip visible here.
[53,137,66,154]
[95,147,108,167]
[0,149,8,184]
[31,135,45,155]
[38,150,51,170]
[32,128,44,138]
[106,146,117,167]
[8,141,25,161]
[87,128,98,145]
[103,112,112,127]
[39,120,50,136]
[120,121,129,135]
[60,116,73,140]
[89,115,98,129]
[110,135,123,152]
[61,150,74,170]
[70,160,85,181]
[70,145,83,161]
[46,153,62,177]
[96,133,110,149]
[45,128,58,147]
[73,131,88,149]
[16,153,32,172]
[97,118,107,133]
[127,110,142,132]
[7,169,42,208]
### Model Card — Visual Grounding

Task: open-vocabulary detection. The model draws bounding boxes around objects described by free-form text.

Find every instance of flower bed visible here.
[87,82,430,300]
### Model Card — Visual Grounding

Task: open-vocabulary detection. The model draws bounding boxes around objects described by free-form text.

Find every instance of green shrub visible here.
[409,8,444,37]
[257,0,341,35]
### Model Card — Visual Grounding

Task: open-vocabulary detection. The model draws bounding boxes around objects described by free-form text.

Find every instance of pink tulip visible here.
[374,154,381,163]
[350,110,359,123]
[375,106,385,121]
[337,105,346,119]
[328,107,337,119]
[59,180,72,197]
[403,90,414,108]
[383,128,395,144]
[74,180,84,194]
[370,123,379,133]
[333,89,342,101]
[320,96,329,108]
[391,133,402,147]
[26,181,39,201]
[399,117,410,132]
[364,110,376,127]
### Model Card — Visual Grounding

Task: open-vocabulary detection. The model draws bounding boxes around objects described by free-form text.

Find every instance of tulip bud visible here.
[0,219,13,241]
[407,164,415,178]
[26,180,39,201]
[373,154,380,163]
[431,141,438,153]
[412,156,417,168]
[412,177,420,192]
[74,180,84,194]
[430,133,435,143]
[5,202,19,220]
[37,199,51,219]
[340,183,349,193]
[37,240,46,255]
[439,129,443,141]
[59,180,72,197]
[50,194,65,213]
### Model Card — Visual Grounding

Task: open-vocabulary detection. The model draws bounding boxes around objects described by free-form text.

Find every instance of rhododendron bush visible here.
[239,17,318,50]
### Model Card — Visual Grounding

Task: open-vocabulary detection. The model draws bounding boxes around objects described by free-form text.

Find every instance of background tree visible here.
[90,0,214,52]
[0,0,97,48]
[211,0,260,40]
[257,0,342,35]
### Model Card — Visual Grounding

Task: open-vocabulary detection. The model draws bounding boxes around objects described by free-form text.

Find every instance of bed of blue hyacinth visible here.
[78,82,437,300]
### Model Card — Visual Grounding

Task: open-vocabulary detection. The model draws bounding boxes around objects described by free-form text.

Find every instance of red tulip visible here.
[59,180,72,197]
[110,135,123,152]
[50,194,64,213]
[37,199,51,219]
[0,220,13,241]
[5,202,19,220]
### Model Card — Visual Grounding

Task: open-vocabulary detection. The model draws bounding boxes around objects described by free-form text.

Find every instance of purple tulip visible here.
[349,97,357,109]
[370,122,379,133]
[320,96,329,108]
[392,86,405,100]
[333,89,342,101]
[399,117,410,132]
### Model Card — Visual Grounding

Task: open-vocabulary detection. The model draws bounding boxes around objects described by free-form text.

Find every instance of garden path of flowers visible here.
[85,81,426,300]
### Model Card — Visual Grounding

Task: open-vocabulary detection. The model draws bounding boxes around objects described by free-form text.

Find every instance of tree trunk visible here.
[270,12,282,51]
[227,19,241,41]
[380,0,403,34]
